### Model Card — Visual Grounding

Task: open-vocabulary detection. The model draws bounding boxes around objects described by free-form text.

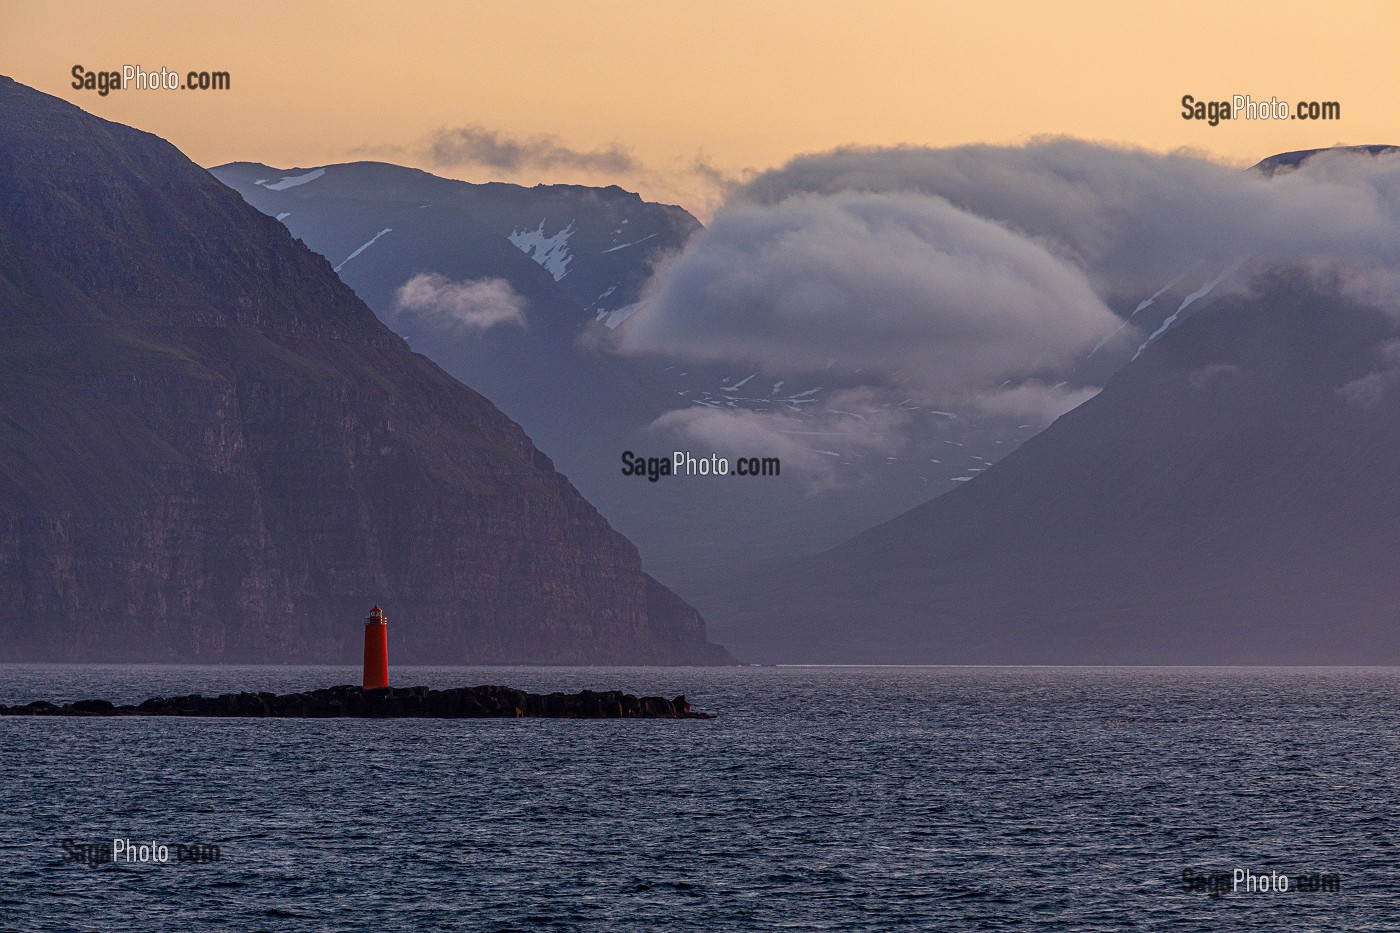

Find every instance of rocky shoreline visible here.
[0,684,713,719]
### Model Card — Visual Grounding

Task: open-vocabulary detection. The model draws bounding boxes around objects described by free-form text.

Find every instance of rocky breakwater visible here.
[0,685,713,719]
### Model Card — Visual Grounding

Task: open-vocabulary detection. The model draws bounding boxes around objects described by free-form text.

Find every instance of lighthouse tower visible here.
[363,605,389,690]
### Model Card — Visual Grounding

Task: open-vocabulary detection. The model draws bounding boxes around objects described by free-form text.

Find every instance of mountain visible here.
[210,147,1383,652]
[208,160,754,590]
[209,159,1221,621]
[718,268,1400,663]
[1253,144,1398,176]
[0,75,732,665]
[207,159,692,498]
[210,160,701,328]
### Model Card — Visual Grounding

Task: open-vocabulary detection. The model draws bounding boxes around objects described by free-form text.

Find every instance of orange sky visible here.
[3,0,1396,215]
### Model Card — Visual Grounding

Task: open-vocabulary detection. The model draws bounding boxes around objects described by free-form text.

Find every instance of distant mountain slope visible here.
[718,270,1400,663]
[0,75,731,664]
[207,153,1330,635]
[210,160,700,326]
[209,161,728,585]
[207,159,1197,616]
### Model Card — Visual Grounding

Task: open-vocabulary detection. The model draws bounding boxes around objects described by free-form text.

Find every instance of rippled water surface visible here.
[2,665,1398,930]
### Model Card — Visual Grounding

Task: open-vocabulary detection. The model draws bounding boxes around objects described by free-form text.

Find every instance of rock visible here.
[0,685,714,719]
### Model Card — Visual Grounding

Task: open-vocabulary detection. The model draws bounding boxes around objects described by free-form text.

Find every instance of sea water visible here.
[1,665,1396,930]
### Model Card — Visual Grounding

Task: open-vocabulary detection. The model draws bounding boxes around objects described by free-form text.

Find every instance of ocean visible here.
[2,665,1396,930]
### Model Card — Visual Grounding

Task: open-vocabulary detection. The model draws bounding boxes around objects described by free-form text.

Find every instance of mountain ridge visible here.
[0,74,733,665]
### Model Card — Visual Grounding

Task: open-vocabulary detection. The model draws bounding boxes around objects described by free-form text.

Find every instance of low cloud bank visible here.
[425,125,639,175]
[622,141,1400,480]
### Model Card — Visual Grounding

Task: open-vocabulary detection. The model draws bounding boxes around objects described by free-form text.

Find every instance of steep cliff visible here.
[0,76,732,664]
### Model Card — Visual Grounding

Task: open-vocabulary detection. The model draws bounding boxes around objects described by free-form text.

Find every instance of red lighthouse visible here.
[363,605,389,690]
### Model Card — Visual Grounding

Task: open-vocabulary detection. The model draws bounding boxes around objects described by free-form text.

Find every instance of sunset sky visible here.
[4,0,1396,215]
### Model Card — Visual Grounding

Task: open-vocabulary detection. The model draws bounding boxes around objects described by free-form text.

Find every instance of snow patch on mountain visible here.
[1134,261,1243,360]
[1088,275,1184,359]
[333,228,392,273]
[602,303,639,328]
[262,168,326,191]
[509,220,575,280]
[603,233,658,253]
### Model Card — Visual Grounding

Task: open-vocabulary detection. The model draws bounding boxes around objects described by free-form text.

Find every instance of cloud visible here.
[688,153,746,194]
[962,382,1102,422]
[1339,338,1400,409]
[736,140,1400,300]
[665,154,755,220]
[1188,363,1243,391]
[354,131,746,221]
[392,274,527,334]
[622,141,1400,404]
[424,125,638,175]
[648,390,911,488]
[623,188,1119,395]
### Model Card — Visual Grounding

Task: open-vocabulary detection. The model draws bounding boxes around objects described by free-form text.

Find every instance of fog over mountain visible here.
[622,142,1400,470]
[629,142,1400,659]
[212,160,1079,605]
[214,141,1400,658]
